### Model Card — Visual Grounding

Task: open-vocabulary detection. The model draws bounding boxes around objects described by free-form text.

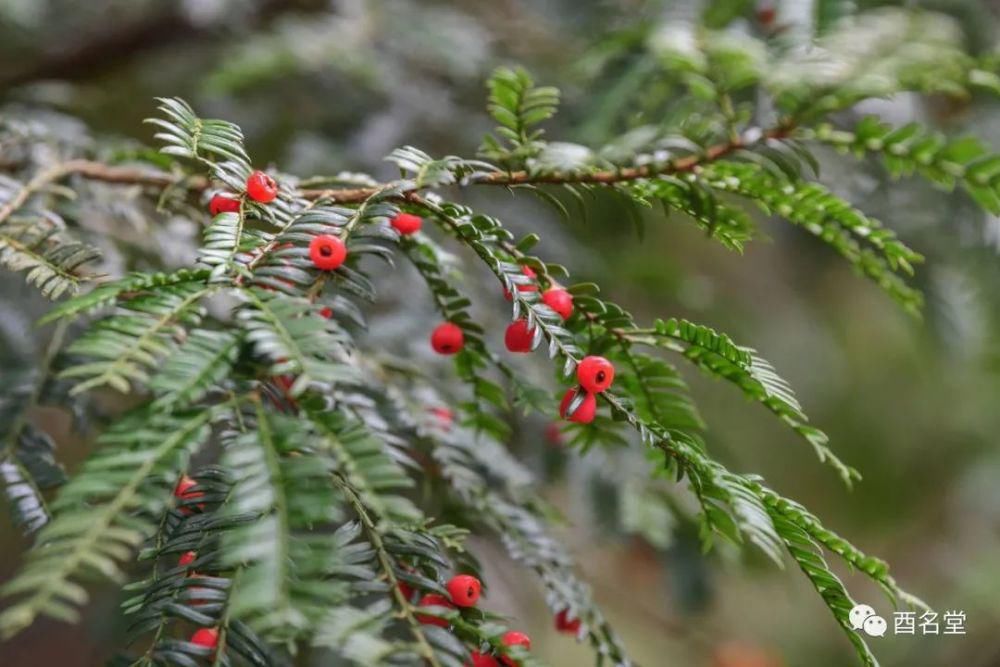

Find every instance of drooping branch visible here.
[333,475,443,667]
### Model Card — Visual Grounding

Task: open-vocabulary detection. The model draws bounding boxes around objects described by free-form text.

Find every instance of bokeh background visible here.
[2,1,999,666]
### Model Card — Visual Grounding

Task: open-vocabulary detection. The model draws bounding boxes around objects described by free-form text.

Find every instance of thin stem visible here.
[0,163,71,224]
[334,474,442,667]
[2,321,67,460]
[0,320,69,529]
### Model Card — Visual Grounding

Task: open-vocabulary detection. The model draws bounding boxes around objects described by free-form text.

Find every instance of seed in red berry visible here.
[559,388,596,424]
[178,551,197,568]
[577,355,615,393]
[190,627,219,650]
[468,651,500,667]
[391,212,423,235]
[246,170,278,203]
[555,609,582,634]
[319,306,333,319]
[208,193,241,216]
[504,319,535,353]
[431,322,464,355]
[416,593,454,627]
[503,266,538,300]
[309,234,347,271]
[541,288,573,320]
[446,574,482,608]
[500,631,531,666]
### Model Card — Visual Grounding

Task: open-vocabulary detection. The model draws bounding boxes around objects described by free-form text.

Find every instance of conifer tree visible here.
[1,5,998,666]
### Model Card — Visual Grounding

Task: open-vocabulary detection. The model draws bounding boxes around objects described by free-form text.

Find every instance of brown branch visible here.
[61,160,199,189]
[473,125,790,187]
[0,160,207,224]
[0,124,793,216]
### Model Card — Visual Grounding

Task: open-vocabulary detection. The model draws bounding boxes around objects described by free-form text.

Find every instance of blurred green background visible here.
[1,1,999,666]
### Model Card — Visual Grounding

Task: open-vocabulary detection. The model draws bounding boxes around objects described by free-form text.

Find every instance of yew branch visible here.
[1,124,792,209]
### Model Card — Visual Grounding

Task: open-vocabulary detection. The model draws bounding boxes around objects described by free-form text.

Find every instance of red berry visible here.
[174,475,205,513]
[468,652,500,667]
[416,593,454,628]
[174,475,196,497]
[319,306,334,319]
[174,478,194,496]
[555,609,582,634]
[309,234,347,271]
[500,631,531,666]
[431,322,464,355]
[756,3,777,25]
[430,406,453,427]
[577,356,615,393]
[544,422,564,446]
[559,389,596,424]
[712,641,780,667]
[391,212,423,235]
[504,319,535,353]
[446,574,482,608]
[397,580,414,600]
[190,627,219,650]
[246,170,278,203]
[503,266,538,300]
[208,193,241,216]
[178,551,197,568]
[541,288,573,320]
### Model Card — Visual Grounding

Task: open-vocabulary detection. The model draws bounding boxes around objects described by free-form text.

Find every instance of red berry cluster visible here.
[559,356,615,424]
[206,170,280,218]
[406,573,535,666]
[213,169,355,276]
[504,266,573,354]
[428,264,575,358]
[502,266,537,301]
[470,608,580,667]
[414,573,481,627]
